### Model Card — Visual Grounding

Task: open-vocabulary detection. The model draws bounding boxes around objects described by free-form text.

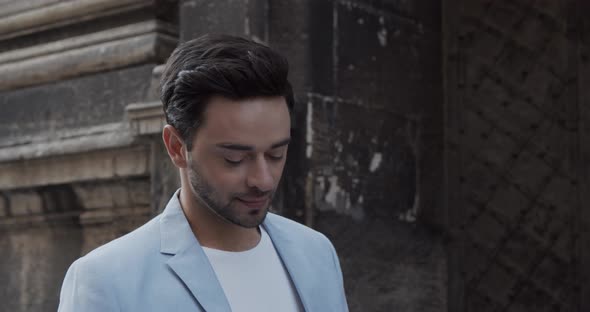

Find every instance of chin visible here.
[231,207,269,228]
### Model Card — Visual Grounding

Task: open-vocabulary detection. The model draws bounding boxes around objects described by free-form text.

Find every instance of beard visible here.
[186,158,272,228]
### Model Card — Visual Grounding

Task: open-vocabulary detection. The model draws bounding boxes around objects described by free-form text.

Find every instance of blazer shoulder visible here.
[75,215,162,271]
[59,216,165,311]
[265,213,335,249]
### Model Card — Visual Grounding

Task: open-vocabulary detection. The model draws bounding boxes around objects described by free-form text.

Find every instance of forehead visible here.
[196,95,291,147]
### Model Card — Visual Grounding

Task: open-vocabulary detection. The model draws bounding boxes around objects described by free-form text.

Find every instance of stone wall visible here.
[179,1,447,311]
[0,1,446,311]
[0,1,178,311]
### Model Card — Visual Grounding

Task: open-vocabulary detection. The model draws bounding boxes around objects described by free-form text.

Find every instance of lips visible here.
[236,196,269,208]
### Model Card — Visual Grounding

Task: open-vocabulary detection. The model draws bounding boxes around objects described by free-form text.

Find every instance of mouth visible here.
[236,196,269,209]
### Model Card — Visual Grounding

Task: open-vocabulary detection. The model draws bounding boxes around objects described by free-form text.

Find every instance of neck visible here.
[178,178,261,252]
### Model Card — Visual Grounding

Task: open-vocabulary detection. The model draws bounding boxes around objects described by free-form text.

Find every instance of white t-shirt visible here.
[202,227,304,312]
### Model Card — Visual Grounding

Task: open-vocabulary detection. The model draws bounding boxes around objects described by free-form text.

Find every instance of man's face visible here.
[186,95,291,228]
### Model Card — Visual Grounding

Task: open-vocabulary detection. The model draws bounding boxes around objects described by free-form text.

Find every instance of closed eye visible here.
[225,158,244,165]
[267,154,284,161]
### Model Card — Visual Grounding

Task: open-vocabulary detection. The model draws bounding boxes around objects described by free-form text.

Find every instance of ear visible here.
[162,125,189,169]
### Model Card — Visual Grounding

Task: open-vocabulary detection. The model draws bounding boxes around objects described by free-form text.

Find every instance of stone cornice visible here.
[126,64,167,135]
[0,20,176,65]
[0,0,153,41]
[0,144,150,189]
[0,123,134,162]
[0,123,150,189]
[126,101,166,135]
[0,24,177,91]
[0,0,62,19]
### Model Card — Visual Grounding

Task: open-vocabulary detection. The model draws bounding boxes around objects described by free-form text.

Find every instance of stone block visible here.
[74,183,127,210]
[126,101,167,135]
[0,64,154,143]
[37,185,81,213]
[73,178,151,210]
[79,206,150,226]
[0,195,6,217]
[10,192,43,216]
[0,0,153,40]
[0,226,83,312]
[0,27,176,91]
[180,0,267,41]
[127,179,151,207]
[0,145,150,189]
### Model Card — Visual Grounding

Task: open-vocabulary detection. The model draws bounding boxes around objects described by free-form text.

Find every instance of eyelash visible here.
[268,155,284,162]
[225,159,242,165]
[224,154,284,166]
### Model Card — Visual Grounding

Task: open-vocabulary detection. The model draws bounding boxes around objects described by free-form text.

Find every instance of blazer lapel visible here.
[159,190,231,312]
[262,215,316,312]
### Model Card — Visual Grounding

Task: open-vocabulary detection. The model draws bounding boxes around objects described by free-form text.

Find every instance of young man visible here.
[58,34,349,312]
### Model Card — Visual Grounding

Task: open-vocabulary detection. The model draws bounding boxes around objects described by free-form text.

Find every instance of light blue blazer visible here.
[58,191,348,311]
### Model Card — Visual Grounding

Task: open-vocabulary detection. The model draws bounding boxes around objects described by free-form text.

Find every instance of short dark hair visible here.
[160,34,294,150]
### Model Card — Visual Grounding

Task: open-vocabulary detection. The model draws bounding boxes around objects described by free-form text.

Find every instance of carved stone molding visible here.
[0,145,149,190]
[0,125,150,190]
[0,0,153,40]
[0,22,177,91]
[0,20,175,65]
[126,64,166,135]
[127,101,166,135]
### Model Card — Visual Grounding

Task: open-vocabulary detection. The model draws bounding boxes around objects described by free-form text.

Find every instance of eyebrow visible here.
[216,138,291,151]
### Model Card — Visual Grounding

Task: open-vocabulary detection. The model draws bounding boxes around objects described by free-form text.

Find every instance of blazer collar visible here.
[262,214,315,312]
[159,190,231,312]
[159,190,315,312]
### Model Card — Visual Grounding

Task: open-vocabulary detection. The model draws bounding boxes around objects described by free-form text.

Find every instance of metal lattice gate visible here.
[444,0,589,311]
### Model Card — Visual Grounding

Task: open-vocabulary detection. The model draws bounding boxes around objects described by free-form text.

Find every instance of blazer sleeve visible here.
[58,258,120,312]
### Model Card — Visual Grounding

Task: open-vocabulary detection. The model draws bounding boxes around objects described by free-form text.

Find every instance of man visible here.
[58,34,348,312]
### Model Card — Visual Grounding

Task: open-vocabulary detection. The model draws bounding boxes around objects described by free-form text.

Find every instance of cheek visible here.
[192,159,243,192]
[211,167,248,192]
[271,160,287,181]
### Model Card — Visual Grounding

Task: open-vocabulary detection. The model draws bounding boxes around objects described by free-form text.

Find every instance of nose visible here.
[246,156,275,192]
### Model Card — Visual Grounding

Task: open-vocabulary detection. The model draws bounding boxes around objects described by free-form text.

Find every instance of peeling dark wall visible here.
[180,0,446,310]
[178,0,449,310]
[297,2,446,311]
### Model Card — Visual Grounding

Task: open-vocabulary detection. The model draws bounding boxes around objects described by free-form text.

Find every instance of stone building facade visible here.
[1,1,587,312]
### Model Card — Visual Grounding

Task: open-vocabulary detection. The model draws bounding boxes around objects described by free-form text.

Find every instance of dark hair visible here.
[160,34,294,150]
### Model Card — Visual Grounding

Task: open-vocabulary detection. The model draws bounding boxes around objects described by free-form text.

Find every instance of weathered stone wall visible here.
[1,1,446,311]
[0,1,178,311]
[179,1,446,311]
[302,2,446,311]
[444,0,589,311]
